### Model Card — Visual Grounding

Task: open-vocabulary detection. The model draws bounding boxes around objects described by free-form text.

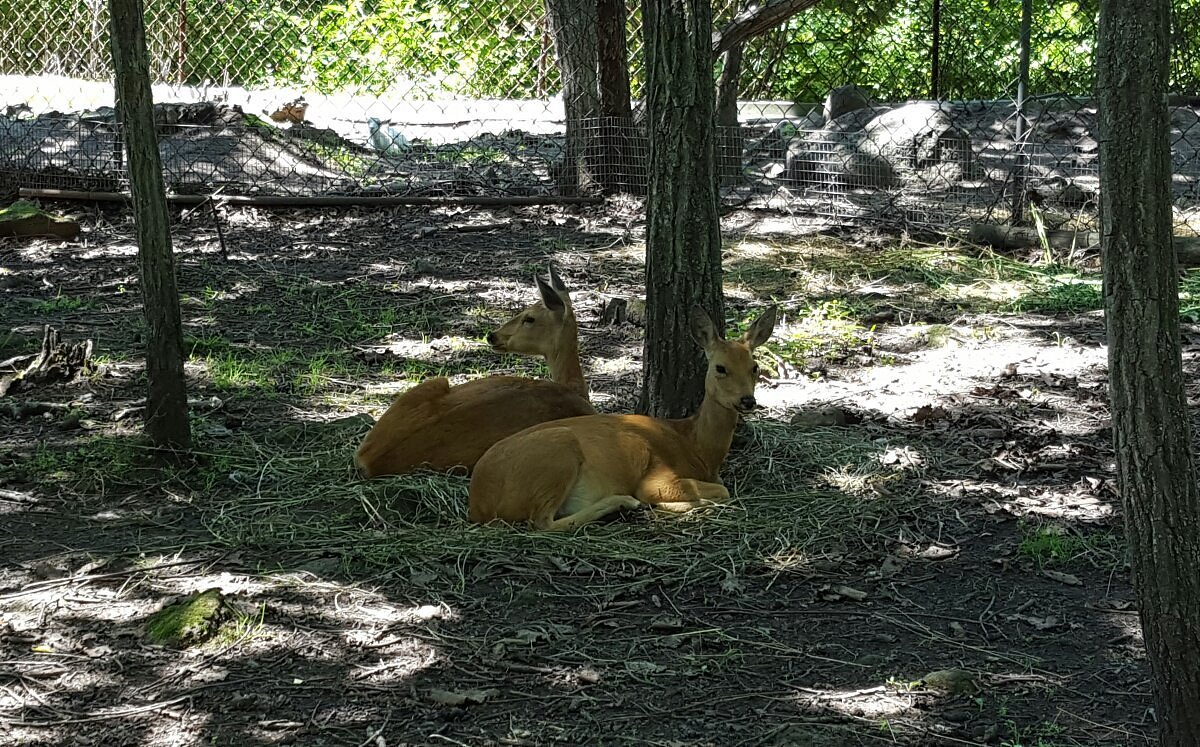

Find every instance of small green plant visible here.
[187,333,233,358]
[30,294,92,313]
[1019,524,1082,564]
[211,602,268,648]
[734,299,875,369]
[1178,270,1200,320]
[1010,277,1102,313]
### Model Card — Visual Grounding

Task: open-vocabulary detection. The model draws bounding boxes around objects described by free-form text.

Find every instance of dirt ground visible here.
[0,200,1165,746]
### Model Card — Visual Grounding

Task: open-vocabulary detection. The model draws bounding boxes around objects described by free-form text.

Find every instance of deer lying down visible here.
[468,305,777,530]
[354,268,595,478]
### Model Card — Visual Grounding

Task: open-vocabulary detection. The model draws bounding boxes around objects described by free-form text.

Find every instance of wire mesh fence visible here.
[2,0,1200,237]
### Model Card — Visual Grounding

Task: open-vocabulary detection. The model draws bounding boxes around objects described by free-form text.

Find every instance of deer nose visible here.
[738,395,757,412]
[486,331,499,346]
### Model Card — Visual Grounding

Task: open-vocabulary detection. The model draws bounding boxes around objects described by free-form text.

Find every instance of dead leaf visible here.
[1006,613,1064,631]
[719,573,745,593]
[819,584,869,602]
[427,688,498,706]
[917,544,959,560]
[1042,569,1083,586]
[649,616,684,632]
[911,404,949,424]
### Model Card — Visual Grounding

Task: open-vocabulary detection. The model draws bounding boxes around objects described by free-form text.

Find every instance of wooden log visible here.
[967,223,1200,266]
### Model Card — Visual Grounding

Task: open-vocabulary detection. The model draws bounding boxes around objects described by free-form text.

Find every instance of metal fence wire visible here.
[2,0,1200,235]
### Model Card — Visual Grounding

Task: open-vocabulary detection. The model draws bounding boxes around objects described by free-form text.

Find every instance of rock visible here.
[0,201,80,241]
[823,84,873,123]
[790,406,850,427]
[922,668,979,695]
[785,106,899,189]
[145,589,230,648]
[859,102,977,189]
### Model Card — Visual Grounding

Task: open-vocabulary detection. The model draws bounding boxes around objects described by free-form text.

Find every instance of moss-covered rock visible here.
[0,200,80,241]
[145,588,229,647]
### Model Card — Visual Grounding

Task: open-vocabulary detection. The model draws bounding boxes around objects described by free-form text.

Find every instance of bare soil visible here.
[0,201,1163,746]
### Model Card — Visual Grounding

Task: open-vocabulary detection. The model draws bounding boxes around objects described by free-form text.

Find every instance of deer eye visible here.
[715,365,727,375]
[753,364,760,374]
[522,317,535,325]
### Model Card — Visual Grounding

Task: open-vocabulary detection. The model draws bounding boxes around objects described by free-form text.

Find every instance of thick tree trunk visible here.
[640,0,724,418]
[596,0,640,193]
[1098,0,1200,742]
[110,0,191,450]
[546,0,600,195]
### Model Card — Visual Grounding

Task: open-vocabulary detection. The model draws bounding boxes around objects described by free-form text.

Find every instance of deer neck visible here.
[545,334,588,398]
[687,391,741,477]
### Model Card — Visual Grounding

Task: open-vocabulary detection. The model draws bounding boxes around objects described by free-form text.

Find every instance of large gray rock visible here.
[785,105,898,189]
[859,102,977,190]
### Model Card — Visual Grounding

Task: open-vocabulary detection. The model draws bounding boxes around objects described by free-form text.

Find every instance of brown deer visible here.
[354,268,594,477]
[468,305,777,530]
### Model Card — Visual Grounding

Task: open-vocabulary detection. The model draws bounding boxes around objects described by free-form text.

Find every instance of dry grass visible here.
[200,417,949,598]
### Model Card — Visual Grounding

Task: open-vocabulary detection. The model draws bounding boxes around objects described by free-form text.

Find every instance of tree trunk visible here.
[1097,0,1200,742]
[546,0,600,195]
[109,0,191,450]
[596,0,639,193]
[639,0,724,418]
[715,43,744,186]
[597,0,632,122]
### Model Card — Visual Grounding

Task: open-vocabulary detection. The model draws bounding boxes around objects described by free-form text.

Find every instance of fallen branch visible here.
[967,223,1200,266]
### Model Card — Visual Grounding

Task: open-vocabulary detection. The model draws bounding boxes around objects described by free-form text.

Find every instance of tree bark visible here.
[1098,0,1200,742]
[546,0,600,195]
[597,0,632,122]
[110,0,191,450]
[640,0,724,418]
[596,0,640,193]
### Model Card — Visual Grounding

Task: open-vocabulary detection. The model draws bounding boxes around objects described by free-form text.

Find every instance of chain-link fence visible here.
[2,0,1200,236]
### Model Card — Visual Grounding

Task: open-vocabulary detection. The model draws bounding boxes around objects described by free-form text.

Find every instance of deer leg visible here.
[638,475,730,513]
[536,494,641,532]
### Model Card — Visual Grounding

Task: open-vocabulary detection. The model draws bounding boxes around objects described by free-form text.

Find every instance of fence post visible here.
[1011,0,1033,224]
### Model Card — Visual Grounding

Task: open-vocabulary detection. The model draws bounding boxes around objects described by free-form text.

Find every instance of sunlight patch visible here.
[793,682,917,719]
[350,637,440,684]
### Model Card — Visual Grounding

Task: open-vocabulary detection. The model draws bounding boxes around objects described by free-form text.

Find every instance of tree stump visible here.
[0,326,95,397]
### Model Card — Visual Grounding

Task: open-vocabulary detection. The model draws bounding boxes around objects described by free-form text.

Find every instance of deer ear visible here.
[547,264,570,295]
[689,306,720,349]
[742,306,778,349]
[536,274,565,311]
